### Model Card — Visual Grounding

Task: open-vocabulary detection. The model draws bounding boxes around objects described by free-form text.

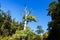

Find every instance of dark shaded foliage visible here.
[47,0,60,40]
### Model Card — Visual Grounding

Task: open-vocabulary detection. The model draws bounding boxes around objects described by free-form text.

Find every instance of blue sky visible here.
[0,0,52,32]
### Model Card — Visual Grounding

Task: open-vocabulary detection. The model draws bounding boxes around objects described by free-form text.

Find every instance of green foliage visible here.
[47,1,57,16]
[34,35,40,40]
[36,25,44,34]
[43,32,48,40]
[23,14,37,22]
[0,5,45,40]
[47,0,60,40]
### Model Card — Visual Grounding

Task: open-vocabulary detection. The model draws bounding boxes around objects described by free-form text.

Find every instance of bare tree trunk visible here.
[24,20,27,30]
[24,14,28,30]
[40,33,43,40]
[23,14,28,40]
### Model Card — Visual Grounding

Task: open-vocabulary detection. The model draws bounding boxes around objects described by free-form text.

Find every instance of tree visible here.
[21,7,37,40]
[36,25,44,34]
[23,7,37,30]
[47,0,60,40]
[36,25,44,40]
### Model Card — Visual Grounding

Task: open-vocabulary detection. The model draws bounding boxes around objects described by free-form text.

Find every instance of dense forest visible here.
[0,0,60,40]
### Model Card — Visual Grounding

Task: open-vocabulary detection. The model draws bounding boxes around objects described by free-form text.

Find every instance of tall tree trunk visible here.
[24,14,28,30]
[24,20,27,30]
[40,33,43,40]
